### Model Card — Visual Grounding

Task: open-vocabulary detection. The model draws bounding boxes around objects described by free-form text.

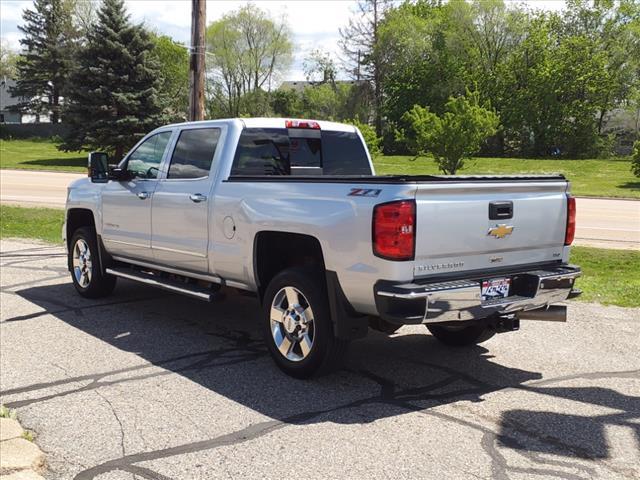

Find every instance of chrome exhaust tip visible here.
[517,305,567,322]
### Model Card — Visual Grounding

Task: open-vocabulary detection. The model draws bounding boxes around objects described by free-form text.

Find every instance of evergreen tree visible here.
[61,0,167,159]
[11,0,75,123]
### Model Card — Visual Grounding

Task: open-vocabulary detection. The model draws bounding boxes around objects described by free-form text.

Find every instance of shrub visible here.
[632,140,640,178]
[349,119,382,158]
[399,90,499,174]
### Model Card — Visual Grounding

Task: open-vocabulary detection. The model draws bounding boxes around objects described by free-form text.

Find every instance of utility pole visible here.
[189,0,206,121]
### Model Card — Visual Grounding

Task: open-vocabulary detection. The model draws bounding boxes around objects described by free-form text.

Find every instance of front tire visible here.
[262,267,349,378]
[427,324,495,347]
[68,227,116,298]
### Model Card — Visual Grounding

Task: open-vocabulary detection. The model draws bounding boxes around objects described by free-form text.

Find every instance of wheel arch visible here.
[66,208,96,250]
[66,208,112,273]
[253,230,368,340]
[253,231,326,301]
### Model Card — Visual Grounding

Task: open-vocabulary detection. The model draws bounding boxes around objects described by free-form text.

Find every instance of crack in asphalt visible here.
[2,346,266,409]
[95,389,127,457]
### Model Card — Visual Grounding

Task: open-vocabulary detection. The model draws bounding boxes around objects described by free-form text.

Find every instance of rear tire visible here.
[426,324,495,347]
[262,267,349,378]
[68,227,117,299]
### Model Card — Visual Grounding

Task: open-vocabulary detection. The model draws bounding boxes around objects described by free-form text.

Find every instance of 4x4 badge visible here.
[488,224,514,239]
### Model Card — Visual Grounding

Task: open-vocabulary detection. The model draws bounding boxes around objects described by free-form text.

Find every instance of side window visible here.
[168,128,221,179]
[126,131,172,179]
[322,131,372,175]
[231,128,290,175]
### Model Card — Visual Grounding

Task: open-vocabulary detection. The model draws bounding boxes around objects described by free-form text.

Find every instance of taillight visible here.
[373,200,416,261]
[285,119,320,129]
[565,196,576,245]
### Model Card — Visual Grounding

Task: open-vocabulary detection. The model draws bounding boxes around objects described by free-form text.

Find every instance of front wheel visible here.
[262,267,349,378]
[69,227,117,298]
[426,323,495,347]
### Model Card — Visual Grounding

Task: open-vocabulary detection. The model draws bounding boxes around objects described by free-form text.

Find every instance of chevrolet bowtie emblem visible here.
[488,224,514,239]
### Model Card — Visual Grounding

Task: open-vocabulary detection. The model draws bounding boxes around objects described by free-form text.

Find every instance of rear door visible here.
[412,179,570,278]
[151,126,222,272]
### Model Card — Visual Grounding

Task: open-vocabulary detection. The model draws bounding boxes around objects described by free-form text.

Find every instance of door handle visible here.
[137,192,150,200]
[189,193,207,203]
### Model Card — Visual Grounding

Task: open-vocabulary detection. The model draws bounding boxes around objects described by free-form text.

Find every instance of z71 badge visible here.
[348,188,382,197]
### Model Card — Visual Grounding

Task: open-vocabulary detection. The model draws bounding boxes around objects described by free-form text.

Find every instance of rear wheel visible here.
[69,227,117,298]
[262,267,349,378]
[426,324,495,347]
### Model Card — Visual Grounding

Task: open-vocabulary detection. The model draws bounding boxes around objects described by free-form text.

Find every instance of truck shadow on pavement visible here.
[4,279,640,479]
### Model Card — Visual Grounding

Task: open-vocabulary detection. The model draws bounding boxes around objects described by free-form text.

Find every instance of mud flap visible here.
[326,270,369,340]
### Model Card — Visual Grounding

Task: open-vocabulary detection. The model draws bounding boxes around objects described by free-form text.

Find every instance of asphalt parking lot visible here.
[1,239,639,480]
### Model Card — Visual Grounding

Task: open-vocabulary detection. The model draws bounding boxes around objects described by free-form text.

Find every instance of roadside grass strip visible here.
[0,205,65,244]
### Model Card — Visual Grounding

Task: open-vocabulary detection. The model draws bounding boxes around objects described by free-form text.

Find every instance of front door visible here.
[101,131,173,261]
[151,127,222,272]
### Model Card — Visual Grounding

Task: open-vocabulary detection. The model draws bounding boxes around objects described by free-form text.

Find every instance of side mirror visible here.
[108,166,132,181]
[88,152,109,183]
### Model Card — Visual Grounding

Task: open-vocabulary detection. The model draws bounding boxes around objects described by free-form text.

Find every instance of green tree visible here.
[300,83,343,120]
[349,118,382,157]
[271,88,302,117]
[206,4,292,117]
[632,140,640,177]
[61,0,167,160]
[303,49,337,83]
[340,0,392,136]
[11,0,75,123]
[378,1,466,145]
[68,0,97,38]
[151,34,189,121]
[0,39,18,78]
[497,12,618,157]
[400,90,499,174]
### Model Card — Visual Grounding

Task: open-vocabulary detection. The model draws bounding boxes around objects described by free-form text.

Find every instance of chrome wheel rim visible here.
[270,286,315,362]
[72,239,92,288]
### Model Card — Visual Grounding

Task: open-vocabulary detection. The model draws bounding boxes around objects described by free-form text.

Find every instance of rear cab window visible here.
[230,126,372,176]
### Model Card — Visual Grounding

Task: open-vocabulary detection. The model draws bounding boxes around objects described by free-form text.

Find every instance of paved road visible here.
[1,169,638,249]
[1,239,639,480]
[572,198,640,250]
[0,169,82,208]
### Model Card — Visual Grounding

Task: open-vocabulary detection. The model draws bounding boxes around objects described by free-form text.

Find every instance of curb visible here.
[0,417,46,480]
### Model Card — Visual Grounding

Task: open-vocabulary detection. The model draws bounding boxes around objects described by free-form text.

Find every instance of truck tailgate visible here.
[412,179,569,278]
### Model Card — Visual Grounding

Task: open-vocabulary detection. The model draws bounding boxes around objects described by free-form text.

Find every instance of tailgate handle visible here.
[489,201,513,220]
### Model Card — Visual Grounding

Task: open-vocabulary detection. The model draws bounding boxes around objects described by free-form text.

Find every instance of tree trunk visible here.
[51,89,60,124]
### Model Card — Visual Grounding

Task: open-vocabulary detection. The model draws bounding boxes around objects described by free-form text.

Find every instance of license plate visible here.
[481,278,511,301]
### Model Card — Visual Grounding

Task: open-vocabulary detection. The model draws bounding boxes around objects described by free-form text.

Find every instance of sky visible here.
[0,0,567,81]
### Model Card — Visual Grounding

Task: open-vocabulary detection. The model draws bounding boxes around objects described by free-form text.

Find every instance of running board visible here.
[106,267,214,302]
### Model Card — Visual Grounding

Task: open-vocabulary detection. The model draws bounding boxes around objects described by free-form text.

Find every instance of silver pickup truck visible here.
[64,118,581,378]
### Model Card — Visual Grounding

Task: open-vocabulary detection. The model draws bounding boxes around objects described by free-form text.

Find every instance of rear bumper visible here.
[374,265,581,325]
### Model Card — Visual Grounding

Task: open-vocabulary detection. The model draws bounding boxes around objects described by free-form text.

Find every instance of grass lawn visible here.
[374,156,639,199]
[569,246,640,308]
[0,206,637,308]
[0,138,88,172]
[0,205,65,243]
